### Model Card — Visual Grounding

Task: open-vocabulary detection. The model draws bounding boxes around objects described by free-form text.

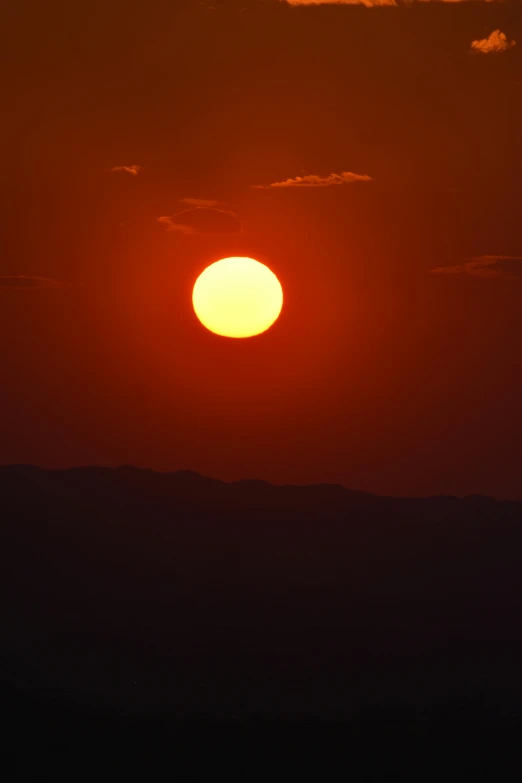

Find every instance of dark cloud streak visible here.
[0,276,72,290]
[430,256,522,280]
[158,207,243,235]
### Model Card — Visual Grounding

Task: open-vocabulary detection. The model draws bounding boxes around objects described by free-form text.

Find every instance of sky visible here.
[1,0,521,498]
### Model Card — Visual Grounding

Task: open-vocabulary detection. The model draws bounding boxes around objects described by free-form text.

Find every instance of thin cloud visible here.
[283,1,503,6]
[470,30,516,55]
[179,197,226,208]
[158,207,242,235]
[109,165,144,176]
[251,171,373,189]
[0,276,72,290]
[430,256,522,280]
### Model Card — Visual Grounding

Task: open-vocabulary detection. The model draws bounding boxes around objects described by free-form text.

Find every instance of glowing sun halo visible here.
[192,257,283,338]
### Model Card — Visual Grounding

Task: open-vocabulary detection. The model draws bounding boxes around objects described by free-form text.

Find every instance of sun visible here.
[192,257,283,338]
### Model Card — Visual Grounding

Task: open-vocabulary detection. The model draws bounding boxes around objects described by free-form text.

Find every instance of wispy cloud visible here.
[430,256,522,280]
[283,1,503,6]
[179,197,226,208]
[158,207,243,235]
[470,30,516,55]
[109,165,144,176]
[251,171,373,189]
[0,276,72,290]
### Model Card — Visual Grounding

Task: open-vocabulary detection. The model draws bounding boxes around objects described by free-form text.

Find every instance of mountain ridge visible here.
[2,462,522,723]
[1,463,518,506]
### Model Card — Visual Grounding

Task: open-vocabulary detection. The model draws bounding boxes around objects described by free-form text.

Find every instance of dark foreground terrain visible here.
[2,465,522,777]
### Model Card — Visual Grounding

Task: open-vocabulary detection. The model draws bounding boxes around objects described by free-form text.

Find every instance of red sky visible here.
[1,0,521,498]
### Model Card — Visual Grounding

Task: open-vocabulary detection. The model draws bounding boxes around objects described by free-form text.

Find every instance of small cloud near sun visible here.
[470,30,516,55]
[179,197,226,208]
[283,0,397,5]
[0,275,73,290]
[109,165,144,176]
[251,171,373,189]
[158,207,243,236]
[282,0,503,6]
[430,256,522,280]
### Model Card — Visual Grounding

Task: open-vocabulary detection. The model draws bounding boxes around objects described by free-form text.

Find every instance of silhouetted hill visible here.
[2,466,522,774]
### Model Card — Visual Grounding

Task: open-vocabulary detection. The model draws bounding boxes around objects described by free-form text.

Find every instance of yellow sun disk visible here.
[192,257,283,338]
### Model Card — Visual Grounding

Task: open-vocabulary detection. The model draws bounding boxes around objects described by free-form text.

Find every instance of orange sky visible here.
[1,0,521,498]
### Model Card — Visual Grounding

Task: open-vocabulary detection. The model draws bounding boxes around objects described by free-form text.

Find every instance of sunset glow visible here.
[192,257,283,338]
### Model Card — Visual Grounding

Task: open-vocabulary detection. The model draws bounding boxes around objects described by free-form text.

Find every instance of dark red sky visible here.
[1,0,521,498]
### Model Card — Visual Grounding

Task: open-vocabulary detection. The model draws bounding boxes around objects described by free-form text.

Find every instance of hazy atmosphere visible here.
[2,1,521,499]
